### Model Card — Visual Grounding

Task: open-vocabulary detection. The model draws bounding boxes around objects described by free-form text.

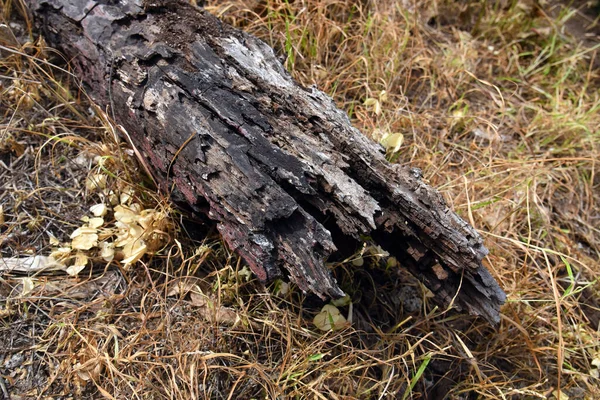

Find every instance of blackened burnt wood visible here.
[28,0,506,323]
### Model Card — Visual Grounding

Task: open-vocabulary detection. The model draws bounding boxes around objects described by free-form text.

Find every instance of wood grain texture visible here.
[28,0,506,323]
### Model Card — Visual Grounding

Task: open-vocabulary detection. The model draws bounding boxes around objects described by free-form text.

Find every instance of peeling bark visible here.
[27,0,506,323]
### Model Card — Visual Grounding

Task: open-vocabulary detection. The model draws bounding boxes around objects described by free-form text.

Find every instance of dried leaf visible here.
[88,217,104,229]
[85,173,107,191]
[364,97,382,115]
[114,228,130,247]
[114,205,139,225]
[21,277,35,296]
[76,252,88,265]
[274,280,289,296]
[212,307,239,325]
[70,226,98,239]
[0,204,4,226]
[66,253,88,276]
[120,186,135,204]
[100,241,115,262]
[48,232,60,245]
[75,366,91,382]
[73,152,92,167]
[66,264,86,276]
[108,191,119,206]
[71,231,98,250]
[379,90,388,102]
[190,286,209,307]
[137,210,156,229]
[128,224,144,241]
[591,356,600,378]
[122,242,147,266]
[50,247,73,263]
[73,360,102,382]
[196,298,240,325]
[90,203,108,217]
[166,278,197,297]
[313,304,348,331]
[120,192,132,205]
[380,132,404,154]
[331,294,352,307]
[374,100,381,115]
[97,229,113,241]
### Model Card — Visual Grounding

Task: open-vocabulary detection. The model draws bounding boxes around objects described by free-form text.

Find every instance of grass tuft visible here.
[1,0,599,398]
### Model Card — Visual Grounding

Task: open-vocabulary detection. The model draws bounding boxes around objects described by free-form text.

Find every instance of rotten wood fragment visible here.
[26,0,506,323]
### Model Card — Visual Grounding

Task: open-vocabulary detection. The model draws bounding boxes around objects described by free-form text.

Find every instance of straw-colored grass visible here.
[1,0,599,398]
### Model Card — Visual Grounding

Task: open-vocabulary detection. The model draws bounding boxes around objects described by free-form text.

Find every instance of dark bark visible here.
[27,0,506,323]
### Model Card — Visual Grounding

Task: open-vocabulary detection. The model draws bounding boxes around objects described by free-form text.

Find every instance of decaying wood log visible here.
[27,0,506,323]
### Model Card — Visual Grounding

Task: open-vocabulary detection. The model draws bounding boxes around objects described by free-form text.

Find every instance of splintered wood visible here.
[27,0,506,323]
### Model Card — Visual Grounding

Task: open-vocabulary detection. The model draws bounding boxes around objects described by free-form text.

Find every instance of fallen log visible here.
[27,0,506,323]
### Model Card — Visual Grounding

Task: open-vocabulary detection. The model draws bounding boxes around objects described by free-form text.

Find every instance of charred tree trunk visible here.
[27,0,506,323]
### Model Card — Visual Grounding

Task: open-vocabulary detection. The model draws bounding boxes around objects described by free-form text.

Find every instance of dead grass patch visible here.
[1,0,599,398]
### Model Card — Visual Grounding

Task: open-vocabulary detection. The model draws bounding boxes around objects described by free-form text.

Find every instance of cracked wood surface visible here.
[28,0,506,323]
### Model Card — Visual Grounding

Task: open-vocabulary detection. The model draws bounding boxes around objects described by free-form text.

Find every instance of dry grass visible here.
[1,0,599,398]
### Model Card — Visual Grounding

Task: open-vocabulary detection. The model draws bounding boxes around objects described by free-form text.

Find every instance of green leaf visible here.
[402,354,432,400]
